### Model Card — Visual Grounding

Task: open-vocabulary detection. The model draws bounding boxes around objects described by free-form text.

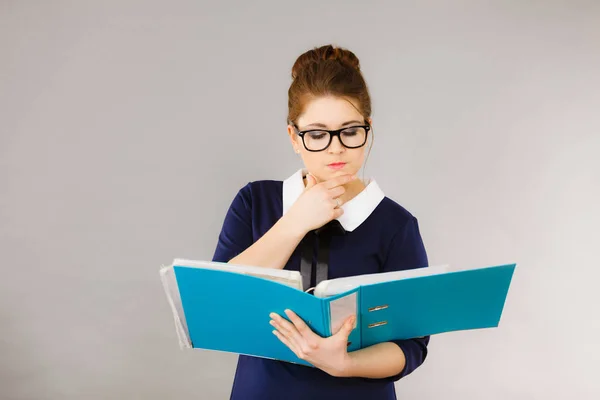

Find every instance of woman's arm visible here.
[212,183,304,268]
[214,175,352,269]
[229,214,306,269]
[341,342,406,378]
[271,309,428,380]
[213,183,307,269]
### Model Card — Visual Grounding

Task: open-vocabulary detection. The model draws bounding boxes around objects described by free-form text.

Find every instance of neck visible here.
[341,179,367,204]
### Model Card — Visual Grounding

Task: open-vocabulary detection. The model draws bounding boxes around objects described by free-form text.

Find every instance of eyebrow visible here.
[303,120,363,129]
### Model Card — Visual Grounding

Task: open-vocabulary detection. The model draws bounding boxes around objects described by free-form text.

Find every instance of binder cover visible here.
[160,259,516,366]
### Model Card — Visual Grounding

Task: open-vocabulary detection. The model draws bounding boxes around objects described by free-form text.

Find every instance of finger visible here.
[330,197,343,209]
[272,330,303,358]
[270,313,303,340]
[328,185,345,199]
[304,173,317,190]
[283,310,321,356]
[270,313,297,335]
[338,315,356,338]
[282,310,319,353]
[324,174,356,189]
[284,309,318,340]
[271,312,323,354]
[270,318,292,337]
[271,317,307,355]
[331,315,355,343]
[332,207,344,219]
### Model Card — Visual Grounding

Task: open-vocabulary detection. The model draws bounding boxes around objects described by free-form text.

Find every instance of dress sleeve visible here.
[380,216,430,381]
[211,183,254,263]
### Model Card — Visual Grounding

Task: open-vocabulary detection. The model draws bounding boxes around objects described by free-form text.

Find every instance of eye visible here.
[342,128,359,136]
[307,131,328,140]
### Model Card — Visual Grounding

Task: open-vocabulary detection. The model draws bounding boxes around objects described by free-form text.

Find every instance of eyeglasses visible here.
[292,123,371,152]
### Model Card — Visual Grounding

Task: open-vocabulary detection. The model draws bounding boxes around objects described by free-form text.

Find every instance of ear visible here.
[366,117,373,126]
[288,124,301,154]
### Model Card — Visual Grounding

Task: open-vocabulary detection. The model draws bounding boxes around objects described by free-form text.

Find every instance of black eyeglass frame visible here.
[291,123,371,152]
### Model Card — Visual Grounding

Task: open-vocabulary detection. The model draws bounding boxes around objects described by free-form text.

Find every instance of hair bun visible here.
[291,44,361,79]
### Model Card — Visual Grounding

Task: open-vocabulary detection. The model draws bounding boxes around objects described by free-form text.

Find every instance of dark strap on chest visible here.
[299,220,346,292]
[299,232,316,291]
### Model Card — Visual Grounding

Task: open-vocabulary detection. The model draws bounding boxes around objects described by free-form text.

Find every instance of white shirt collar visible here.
[282,168,385,232]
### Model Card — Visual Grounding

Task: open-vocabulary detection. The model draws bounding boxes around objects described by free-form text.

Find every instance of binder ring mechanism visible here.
[368,304,388,329]
[368,304,388,312]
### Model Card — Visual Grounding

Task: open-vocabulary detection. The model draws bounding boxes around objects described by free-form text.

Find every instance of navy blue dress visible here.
[212,170,430,400]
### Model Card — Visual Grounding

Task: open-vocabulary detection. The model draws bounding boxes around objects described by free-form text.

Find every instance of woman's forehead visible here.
[297,96,363,128]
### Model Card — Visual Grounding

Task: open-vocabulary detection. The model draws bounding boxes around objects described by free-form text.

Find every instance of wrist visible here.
[278,212,308,240]
[332,352,356,378]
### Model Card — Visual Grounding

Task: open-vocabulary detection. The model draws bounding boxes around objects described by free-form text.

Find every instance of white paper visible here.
[172,259,303,290]
[314,264,451,298]
[159,264,192,349]
[329,291,358,334]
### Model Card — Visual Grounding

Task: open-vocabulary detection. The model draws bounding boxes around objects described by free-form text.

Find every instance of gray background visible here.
[1,1,599,399]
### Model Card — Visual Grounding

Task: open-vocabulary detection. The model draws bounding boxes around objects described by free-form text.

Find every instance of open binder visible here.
[160,259,516,366]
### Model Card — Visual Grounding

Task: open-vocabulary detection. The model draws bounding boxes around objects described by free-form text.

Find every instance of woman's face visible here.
[287,96,371,183]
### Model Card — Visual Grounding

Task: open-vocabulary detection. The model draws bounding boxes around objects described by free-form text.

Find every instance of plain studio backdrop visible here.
[1,1,599,399]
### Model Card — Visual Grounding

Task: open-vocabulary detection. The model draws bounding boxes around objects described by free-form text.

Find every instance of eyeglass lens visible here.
[304,127,367,151]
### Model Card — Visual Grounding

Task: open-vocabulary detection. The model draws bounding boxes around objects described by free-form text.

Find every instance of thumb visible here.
[304,173,317,190]
[336,315,356,338]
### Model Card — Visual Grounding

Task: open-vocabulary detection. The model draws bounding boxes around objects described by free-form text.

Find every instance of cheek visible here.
[300,153,329,182]
[349,149,366,166]
[300,152,321,170]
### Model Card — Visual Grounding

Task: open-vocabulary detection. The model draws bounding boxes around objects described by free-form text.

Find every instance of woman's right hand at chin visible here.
[285,173,356,234]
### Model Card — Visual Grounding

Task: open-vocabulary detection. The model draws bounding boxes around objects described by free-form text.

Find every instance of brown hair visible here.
[287,44,372,125]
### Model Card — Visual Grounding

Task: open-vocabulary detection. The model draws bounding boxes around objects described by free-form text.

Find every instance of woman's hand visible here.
[285,173,356,234]
[270,309,356,377]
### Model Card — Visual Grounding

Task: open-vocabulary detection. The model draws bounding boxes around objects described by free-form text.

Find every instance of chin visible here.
[326,169,346,176]
[327,169,355,181]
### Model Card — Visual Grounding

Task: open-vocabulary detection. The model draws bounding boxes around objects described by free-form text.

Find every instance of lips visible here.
[328,162,347,170]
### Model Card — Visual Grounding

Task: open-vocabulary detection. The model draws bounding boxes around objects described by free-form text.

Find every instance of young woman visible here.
[212,44,429,400]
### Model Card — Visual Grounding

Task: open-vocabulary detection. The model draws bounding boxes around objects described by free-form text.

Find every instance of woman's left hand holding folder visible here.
[269,309,356,377]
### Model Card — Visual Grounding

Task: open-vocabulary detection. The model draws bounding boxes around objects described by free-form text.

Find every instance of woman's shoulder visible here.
[375,195,420,226]
[230,179,283,209]
[370,196,425,250]
[236,179,283,196]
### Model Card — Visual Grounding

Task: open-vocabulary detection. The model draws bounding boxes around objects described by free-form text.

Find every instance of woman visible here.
[212,44,429,400]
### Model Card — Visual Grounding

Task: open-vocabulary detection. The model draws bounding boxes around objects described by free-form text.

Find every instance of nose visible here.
[327,135,345,154]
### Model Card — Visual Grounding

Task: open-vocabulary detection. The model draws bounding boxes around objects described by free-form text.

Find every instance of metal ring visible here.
[336,198,342,208]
